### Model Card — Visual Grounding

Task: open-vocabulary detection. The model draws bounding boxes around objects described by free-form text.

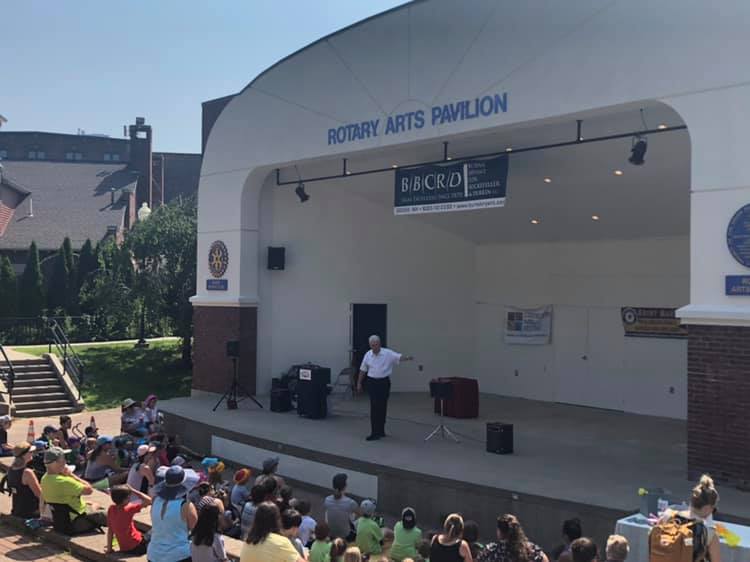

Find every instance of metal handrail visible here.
[46,319,84,399]
[0,342,15,402]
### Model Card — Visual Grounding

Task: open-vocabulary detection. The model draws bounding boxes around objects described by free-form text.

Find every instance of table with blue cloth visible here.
[615,513,750,562]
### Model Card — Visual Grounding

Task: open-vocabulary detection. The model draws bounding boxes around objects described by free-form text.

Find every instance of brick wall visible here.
[192,306,258,395]
[688,324,750,485]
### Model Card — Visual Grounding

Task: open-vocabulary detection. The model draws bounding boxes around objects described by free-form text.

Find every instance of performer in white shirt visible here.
[356,335,413,441]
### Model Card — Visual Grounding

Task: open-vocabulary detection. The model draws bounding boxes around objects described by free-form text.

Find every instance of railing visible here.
[0,342,15,402]
[47,319,84,399]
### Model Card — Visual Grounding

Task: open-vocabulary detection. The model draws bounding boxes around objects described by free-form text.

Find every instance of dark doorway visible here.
[351,304,387,369]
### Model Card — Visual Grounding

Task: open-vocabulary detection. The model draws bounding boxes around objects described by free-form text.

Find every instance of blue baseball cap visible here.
[96,435,113,446]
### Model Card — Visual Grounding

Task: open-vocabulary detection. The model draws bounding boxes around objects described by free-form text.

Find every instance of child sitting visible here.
[356,499,383,558]
[106,484,152,556]
[310,521,332,562]
[281,508,305,557]
[295,498,317,547]
[391,507,422,562]
[330,538,347,562]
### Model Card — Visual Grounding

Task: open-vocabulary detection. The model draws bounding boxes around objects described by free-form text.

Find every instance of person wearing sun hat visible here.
[230,467,253,515]
[148,465,198,562]
[121,398,148,437]
[126,443,157,503]
[7,441,42,518]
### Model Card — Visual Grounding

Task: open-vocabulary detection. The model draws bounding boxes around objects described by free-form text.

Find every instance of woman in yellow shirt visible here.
[240,501,305,562]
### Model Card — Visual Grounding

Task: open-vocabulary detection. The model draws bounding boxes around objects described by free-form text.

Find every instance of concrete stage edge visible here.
[161,393,750,550]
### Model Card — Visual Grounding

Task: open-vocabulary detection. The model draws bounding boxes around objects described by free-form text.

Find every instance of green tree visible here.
[77,239,98,289]
[19,241,45,317]
[47,242,70,312]
[128,197,196,365]
[0,256,18,317]
[62,237,78,313]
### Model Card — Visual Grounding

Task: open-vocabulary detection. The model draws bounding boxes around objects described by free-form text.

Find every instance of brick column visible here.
[192,306,258,395]
[688,324,750,484]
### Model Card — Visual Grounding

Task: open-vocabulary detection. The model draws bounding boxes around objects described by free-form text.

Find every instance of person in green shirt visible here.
[391,507,423,562]
[310,520,332,562]
[356,499,383,557]
[40,446,99,532]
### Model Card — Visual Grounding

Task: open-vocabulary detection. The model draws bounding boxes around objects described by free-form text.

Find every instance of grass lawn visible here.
[16,340,192,411]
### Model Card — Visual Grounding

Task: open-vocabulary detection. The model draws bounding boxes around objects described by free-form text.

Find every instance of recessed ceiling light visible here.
[345,170,351,175]
[591,214,600,221]
[543,177,552,183]
[505,147,513,152]
[613,169,623,176]
[530,218,540,225]
[446,156,452,161]
[657,124,667,130]
[391,164,398,169]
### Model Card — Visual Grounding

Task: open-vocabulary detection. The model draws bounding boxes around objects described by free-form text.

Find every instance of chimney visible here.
[127,117,153,209]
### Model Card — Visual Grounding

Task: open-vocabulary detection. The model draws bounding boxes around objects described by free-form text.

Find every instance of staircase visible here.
[11,357,78,417]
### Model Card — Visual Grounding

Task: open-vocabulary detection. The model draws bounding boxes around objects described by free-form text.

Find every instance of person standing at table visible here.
[356,335,413,441]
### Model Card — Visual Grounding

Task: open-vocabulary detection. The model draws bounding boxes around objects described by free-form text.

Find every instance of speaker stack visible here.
[486,422,514,454]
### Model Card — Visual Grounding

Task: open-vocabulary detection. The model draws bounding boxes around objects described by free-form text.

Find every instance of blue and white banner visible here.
[505,305,553,345]
[394,154,509,215]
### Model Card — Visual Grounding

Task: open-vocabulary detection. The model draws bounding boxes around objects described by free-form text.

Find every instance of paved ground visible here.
[5,407,122,444]
[0,526,83,562]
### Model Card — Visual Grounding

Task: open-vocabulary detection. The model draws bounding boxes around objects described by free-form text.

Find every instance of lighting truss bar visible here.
[275,125,686,187]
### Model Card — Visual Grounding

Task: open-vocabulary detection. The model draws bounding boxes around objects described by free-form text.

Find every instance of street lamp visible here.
[134,203,151,348]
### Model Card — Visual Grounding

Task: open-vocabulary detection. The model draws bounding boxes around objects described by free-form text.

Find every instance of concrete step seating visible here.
[8,358,78,417]
[0,457,244,561]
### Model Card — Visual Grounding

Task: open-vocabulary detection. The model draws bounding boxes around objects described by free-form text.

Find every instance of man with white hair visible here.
[356,335,413,441]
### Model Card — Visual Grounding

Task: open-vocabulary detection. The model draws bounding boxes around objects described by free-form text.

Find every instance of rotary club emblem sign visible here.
[207,241,229,290]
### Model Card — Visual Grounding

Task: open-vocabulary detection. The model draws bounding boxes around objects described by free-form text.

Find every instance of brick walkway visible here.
[0,525,83,561]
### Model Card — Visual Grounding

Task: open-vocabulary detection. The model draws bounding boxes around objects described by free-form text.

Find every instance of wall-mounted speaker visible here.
[268,246,286,270]
[226,340,240,358]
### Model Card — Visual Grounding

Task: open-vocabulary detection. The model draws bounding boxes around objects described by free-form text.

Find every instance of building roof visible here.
[155,152,202,202]
[0,160,138,251]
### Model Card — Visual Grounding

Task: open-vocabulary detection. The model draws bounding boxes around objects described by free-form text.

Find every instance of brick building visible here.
[0,118,201,271]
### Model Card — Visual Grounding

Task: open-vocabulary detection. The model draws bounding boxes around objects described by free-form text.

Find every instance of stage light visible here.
[591,214,600,221]
[295,181,309,203]
[392,164,398,168]
[658,124,667,130]
[628,137,647,165]
[505,147,513,152]
[614,169,623,176]
[530,218,540,225]
[543,177,552,183]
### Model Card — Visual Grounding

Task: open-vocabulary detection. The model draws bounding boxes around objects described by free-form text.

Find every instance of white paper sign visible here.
[504,305,552,345]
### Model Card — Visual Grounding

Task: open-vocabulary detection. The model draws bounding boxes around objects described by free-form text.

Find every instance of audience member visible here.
[281,508,305,557]
[310,520,332,562]
[240,501,304,562]
[0,416,12,456]
[231,468,252,514]
[356,499,384,557]
[126,443,157,502]
[143,394,161,431]
[84,435,128,487]
[191,502,229,562]
[382,527,395,560]
[417,538,432,562]
[295,498,317,547]
[571,538,598,562]
[477,514,547,562]
[330,537,347,562]
[40,446,98,533]
[240,484,266,539]
[6,441,42,518]
[324,473,359,540]
[58,416,72,448]
[41,425,63,447]
[105,484,152,556]
[255,456,285,490]
[392,507,422,562]
[605,535,629,562]
[344,546,363,562]
[554,519,583,562]
[278,484,294,512]
[430,513,472,562]
[464,520,483,560]
[148,465,198,562]
[121,398,147,436]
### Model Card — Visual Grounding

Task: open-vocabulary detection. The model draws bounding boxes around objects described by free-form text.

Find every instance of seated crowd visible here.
[1,399,721,562]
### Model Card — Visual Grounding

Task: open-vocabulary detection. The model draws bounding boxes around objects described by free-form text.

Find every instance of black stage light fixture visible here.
[295,181,310,202]
[629,136,647,165]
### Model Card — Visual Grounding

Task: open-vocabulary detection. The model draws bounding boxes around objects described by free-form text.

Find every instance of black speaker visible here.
[226,340,240,358]
[268,247,286,270]
[486,422,514,454]
[270,388,293,412]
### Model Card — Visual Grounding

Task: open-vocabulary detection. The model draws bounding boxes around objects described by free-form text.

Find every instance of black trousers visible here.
[367,376,391,436]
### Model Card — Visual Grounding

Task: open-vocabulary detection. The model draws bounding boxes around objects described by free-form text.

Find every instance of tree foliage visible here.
[0,256,18,318]
[77,239,98,290]
[127,197,197,364]
[48,241,71,312]
[19,241,45,317]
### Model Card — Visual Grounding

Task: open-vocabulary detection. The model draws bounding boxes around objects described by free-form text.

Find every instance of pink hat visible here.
[144,394,158,407]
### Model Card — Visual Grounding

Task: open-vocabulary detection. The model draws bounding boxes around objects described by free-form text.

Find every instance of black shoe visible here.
[365,434,381,441]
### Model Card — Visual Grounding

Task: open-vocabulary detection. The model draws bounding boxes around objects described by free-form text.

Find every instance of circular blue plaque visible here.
[727,204,750,268]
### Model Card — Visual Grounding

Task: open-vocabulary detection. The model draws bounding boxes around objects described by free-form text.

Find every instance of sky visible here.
[0,0,406,154]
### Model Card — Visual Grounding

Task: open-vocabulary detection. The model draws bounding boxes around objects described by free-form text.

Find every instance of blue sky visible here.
[0,1,405,153]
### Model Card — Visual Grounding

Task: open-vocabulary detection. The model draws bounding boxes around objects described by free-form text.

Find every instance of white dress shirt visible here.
[360,348,402,379]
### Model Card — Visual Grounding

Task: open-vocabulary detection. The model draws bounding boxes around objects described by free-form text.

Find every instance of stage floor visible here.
[161,392,750,522]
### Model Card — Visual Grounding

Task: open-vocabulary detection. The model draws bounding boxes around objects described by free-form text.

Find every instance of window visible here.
[0,149,7,159]
[27,150,45,160]
[103,153,121,162]
[103,153,111,161]
[112,154,120,162]
[65,151,83,161]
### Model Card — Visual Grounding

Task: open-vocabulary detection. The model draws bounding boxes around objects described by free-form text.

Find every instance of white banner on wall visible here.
[504,305,553,345]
